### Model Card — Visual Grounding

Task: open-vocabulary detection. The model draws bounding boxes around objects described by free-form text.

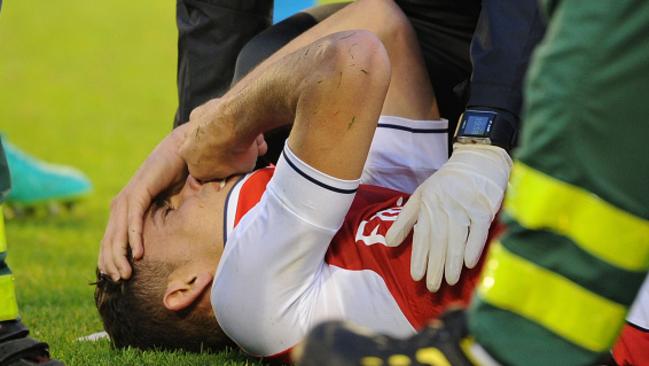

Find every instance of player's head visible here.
[93,257,233,352]
[94,175,236,352]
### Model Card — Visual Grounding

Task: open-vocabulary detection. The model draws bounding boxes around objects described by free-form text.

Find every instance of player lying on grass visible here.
[94,0,508,360]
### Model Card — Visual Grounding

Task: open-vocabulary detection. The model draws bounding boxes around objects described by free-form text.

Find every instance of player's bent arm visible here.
[285,30,390,180]
[212,33,391,356]
[181,30,391,181]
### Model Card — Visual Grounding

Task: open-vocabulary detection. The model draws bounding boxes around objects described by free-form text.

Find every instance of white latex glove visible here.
[385,143,512,292]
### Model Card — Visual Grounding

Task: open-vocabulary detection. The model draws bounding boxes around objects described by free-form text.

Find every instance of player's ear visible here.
[163,271,213,311]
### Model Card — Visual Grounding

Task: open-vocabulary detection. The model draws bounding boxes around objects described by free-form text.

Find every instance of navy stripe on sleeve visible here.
[283,151,358,194]
[377,123,448,133]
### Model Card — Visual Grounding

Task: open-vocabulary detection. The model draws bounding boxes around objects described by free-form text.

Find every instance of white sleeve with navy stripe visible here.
[361,116,449,194]
[212,144,360,356]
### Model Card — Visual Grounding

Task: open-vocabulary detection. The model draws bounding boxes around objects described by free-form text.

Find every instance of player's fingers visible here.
[100,229,121,280]
[127,205,145,260]
[112,238,132,280]
[464,218,491,268]
[98,232,108,272]
[426,204,447,292]
[100,241,119,278]
[386,190,421,247]
[100,200,126,278]
[98,234,109,271]
[444,208,469,286]
[110,207,132,280]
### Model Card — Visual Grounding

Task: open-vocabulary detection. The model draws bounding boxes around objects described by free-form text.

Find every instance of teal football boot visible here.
[3,140,92,209]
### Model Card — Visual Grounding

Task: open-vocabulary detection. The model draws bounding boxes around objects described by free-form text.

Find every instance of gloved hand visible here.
[385,143,512,291]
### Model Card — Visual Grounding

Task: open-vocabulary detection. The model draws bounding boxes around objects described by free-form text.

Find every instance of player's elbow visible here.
[329,30,390,83]
[309,30,389,76]
[306,30,391,103]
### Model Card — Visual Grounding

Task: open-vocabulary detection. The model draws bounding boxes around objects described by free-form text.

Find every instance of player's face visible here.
[141,175,230,266]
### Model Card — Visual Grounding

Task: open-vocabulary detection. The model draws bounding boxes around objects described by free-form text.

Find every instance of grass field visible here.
[0,1,262,364]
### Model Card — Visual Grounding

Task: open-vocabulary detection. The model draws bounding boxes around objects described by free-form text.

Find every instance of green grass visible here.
[0,1,259,364]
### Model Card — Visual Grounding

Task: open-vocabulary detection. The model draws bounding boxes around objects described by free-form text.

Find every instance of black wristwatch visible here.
[453,109,518,152]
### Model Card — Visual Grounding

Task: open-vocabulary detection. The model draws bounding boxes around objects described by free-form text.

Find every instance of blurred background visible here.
[0,0,338,364]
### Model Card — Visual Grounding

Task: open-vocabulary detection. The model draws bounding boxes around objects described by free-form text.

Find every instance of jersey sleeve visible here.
[361,116,448,194]
[211,144,359,357]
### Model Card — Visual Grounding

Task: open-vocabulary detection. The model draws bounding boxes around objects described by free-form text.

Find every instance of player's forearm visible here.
[179,30,387,181]
[218,34,352,147]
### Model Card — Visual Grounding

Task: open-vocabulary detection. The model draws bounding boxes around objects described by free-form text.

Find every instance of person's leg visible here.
[469,1,649,364]
[174,0,273,127]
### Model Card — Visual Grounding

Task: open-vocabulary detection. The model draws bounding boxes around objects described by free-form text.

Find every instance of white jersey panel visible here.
[361,116,448,194]
[310,265,415,338]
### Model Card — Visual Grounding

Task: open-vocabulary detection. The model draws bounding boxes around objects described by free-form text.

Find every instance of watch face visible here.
[460,111,495,137]
[465,115,490,135]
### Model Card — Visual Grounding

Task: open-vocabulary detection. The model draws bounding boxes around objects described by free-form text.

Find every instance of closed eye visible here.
[162,201,174,222]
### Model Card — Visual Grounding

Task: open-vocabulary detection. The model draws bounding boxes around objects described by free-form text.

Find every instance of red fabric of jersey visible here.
[613,323,649,366]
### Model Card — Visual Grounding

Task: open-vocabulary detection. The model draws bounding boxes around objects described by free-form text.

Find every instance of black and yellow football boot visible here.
[294,309,499,366]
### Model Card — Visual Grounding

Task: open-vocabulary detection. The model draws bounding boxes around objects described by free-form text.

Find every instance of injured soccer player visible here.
[94,0,496,361]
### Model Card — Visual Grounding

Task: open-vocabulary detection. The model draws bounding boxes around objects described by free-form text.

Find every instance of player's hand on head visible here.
[98,124,189,281]
[179,98,267,181]
[385,144,512,292]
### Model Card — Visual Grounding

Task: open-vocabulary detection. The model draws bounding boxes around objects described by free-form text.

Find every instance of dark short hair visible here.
[93,255,233,352]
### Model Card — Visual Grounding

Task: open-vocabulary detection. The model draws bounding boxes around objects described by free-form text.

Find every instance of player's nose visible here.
[174,175,202,205]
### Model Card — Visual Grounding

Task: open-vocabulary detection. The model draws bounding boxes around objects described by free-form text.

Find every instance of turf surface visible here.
[0,1,261,364]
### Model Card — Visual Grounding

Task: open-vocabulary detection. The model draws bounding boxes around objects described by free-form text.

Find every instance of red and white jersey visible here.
[212,117,475,358]
[210,115,649,363]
